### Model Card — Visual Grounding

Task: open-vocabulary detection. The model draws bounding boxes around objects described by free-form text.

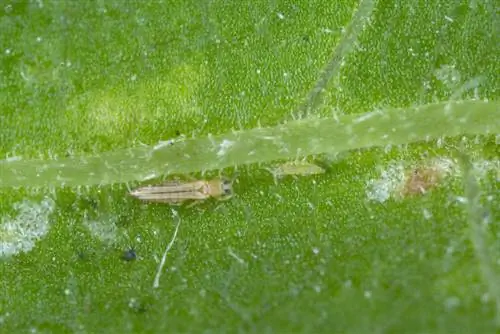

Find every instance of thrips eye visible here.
[221,180,232,195]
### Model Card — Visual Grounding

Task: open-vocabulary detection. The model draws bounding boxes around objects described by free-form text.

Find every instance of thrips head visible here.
[220,178,233,197]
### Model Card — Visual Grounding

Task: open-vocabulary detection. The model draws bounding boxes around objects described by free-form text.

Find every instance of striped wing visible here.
[129,180,207,203]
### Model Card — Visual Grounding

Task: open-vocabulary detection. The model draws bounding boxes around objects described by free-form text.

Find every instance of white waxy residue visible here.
[365,163,405,203]
[0,198,55,257]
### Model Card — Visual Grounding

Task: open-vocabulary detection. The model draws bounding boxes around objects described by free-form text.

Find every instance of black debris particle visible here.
[121,248,137,261]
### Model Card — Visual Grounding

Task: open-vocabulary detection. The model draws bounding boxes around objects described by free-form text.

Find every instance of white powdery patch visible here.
[434,64,461,89]
[473,158,499,179]
[432,157,457,175]
[365,157,458,202]
[365,163,406,203]
[83,214,119,244]
[0,198,56,257]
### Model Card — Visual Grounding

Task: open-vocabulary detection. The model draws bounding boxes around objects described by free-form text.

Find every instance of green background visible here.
[1,0,499,333]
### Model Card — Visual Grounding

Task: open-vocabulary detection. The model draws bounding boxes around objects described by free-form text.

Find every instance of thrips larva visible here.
[129,178,233,204]
[265,161,326,177]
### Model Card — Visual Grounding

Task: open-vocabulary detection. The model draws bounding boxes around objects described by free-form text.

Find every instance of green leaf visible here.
[1,0,499,333]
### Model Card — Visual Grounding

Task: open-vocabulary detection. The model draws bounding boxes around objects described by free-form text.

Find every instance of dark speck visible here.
[77,251,87,261]
[129,299,149,314]
[121,249,137,261]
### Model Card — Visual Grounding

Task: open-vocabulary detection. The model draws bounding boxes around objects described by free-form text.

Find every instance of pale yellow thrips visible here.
[266,161,325,177]
[129,178,233,204]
